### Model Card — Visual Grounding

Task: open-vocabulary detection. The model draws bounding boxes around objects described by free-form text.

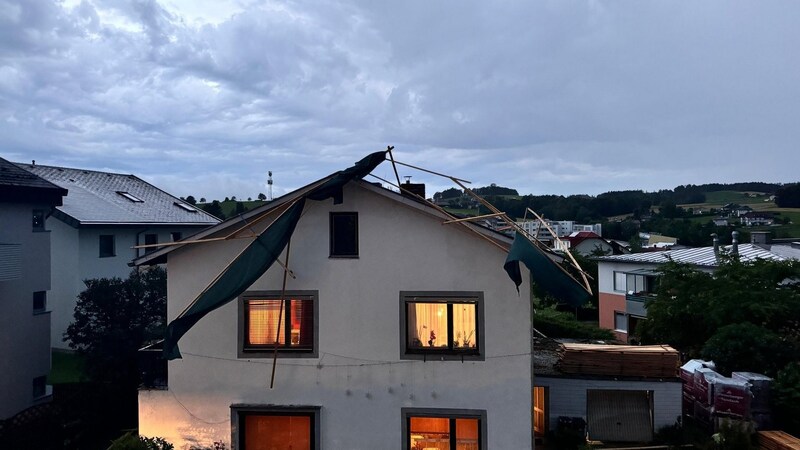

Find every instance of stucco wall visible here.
[534,376,682,434]
[49,223,207,349]
[140,183,533,449]
[0,202,53,419]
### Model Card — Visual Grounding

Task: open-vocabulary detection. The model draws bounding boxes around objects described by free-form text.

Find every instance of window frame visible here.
[329,211,359,258]
[238,290,319,358]
[614,311,628,332]
[399,291,485,361]
[231,405,321,450]
[613,271,627,292]
[99,234,116,258]
[401,407,487,450]
[144,233,158,254]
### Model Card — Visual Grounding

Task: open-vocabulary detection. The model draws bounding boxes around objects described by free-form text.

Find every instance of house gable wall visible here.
[142,183,533,449]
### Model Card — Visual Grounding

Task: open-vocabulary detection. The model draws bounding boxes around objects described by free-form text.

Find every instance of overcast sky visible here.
[1,0,798,200]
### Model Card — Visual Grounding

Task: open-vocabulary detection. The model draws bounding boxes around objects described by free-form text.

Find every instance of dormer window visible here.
[174,202,197,212]
[117,191,143,202]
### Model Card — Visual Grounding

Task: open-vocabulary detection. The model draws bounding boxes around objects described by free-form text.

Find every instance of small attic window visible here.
[174,202,197,213]
[117,191,143,202]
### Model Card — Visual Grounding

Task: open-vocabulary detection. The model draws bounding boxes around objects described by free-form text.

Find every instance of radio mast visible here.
[267,171,273,201]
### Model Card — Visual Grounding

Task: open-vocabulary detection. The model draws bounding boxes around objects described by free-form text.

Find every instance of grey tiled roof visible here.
[0,157,65,191]
[594,243,786,267]
[16,163,219,226]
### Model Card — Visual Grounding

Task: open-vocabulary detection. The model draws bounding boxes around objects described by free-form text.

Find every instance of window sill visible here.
[402,351,483,362]
[99,255,116,258]
[328,255,359,259]
[239,348,318,359]
[33,310,51,316]
[32,229,50,233]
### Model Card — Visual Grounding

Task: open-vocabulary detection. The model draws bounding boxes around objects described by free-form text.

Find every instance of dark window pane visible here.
[145,234,158,254]
[32,376,47,399]
[99,235,115,258]
[330,212,358,257]
[33,291,46,312]
[32,210,45,230]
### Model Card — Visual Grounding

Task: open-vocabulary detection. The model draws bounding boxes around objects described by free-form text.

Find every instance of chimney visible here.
[401,177,426,199]
[731,231,739,256]
[711,233,719,256]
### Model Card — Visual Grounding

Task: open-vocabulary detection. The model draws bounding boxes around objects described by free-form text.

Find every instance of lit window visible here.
[32,210,45,231]
[99,235,115,258]
[239,291,317,358]
[329,212,358,257]
[33,291,46,313]
[117,191,143,202]
[401,292,483,360]
[233,406,319,450]
[403,409,485,450]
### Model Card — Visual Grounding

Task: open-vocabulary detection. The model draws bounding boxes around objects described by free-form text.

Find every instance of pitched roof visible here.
[594,243,786,267]
[564,231,604,247]
[0,157,67,205]
[15,163,219,226]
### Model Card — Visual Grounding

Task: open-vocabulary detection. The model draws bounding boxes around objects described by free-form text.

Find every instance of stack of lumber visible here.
[556,343,680,378]
[758,431,800,450]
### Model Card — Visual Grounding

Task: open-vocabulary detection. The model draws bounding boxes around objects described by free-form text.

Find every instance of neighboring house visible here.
[15,163,220,349]
[516,220,602,242]
[0,157,67,419]
[638,232,678,248]
[558,231,613,256]
[712,217,729,226]
[533,339,681,443]
[135,175,534,448]
[595,236,786,342]
[741,212,774,227]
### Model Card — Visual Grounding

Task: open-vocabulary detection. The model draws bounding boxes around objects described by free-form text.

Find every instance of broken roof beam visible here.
[442,212,506,224]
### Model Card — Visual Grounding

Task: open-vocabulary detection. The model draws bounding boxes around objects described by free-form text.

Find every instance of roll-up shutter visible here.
[587,389,653,442]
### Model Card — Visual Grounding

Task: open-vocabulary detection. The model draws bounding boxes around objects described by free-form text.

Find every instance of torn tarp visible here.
[504,232,591,307]
[163,151,386,359]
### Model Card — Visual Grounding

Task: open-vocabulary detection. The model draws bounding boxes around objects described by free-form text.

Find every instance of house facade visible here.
[16,163,219,349]
[0,157,67,419]
[595,242,785,342]
[137,180,533,449]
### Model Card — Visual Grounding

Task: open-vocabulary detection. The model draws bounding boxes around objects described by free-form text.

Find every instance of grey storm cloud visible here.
[0,0,798,200]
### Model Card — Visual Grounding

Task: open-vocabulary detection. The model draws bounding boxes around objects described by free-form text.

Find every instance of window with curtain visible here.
[233,407,320,450]
[402,292,482,358]
[403,409,484,450]
[240,291,317,357]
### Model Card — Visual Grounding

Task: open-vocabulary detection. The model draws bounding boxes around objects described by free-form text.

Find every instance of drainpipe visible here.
[731,231,739,257]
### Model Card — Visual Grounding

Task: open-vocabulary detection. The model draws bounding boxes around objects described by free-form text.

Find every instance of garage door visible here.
[587,389,653,442]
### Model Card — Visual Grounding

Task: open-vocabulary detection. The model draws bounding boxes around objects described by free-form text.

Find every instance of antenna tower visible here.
[267,171,273,201]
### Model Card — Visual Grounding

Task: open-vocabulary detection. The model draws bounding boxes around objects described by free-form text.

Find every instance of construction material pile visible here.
[757,430,800,450]
[682,360,774,432]
[556,343,680,378]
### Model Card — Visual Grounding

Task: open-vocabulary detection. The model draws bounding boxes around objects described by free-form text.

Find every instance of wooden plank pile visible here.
[758,431,800,450]
[556,343,680,378]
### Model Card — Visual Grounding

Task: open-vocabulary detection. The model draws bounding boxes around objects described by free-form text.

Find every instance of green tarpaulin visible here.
[164,151,387,359]
[504,231,591,307]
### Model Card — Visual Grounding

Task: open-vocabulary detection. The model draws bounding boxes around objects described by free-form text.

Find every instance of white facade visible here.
[535,376,682,435]
[516,220,602,240]
[139,183,533,449]
[49,221,206,348]
[0,202,54,419]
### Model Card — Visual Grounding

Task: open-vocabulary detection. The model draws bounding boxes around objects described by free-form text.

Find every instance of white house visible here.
[16,163,220,349]
[135,165,535,449]
[594,236,786,342]
[0,157,67,419]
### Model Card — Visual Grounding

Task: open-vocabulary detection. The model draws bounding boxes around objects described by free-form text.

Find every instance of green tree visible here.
[701,323,792,377]
[258,193,267,201]
[772,362,800,435]
[202,200,225,219]
[185,195,197,205]
[65,268,167,388]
